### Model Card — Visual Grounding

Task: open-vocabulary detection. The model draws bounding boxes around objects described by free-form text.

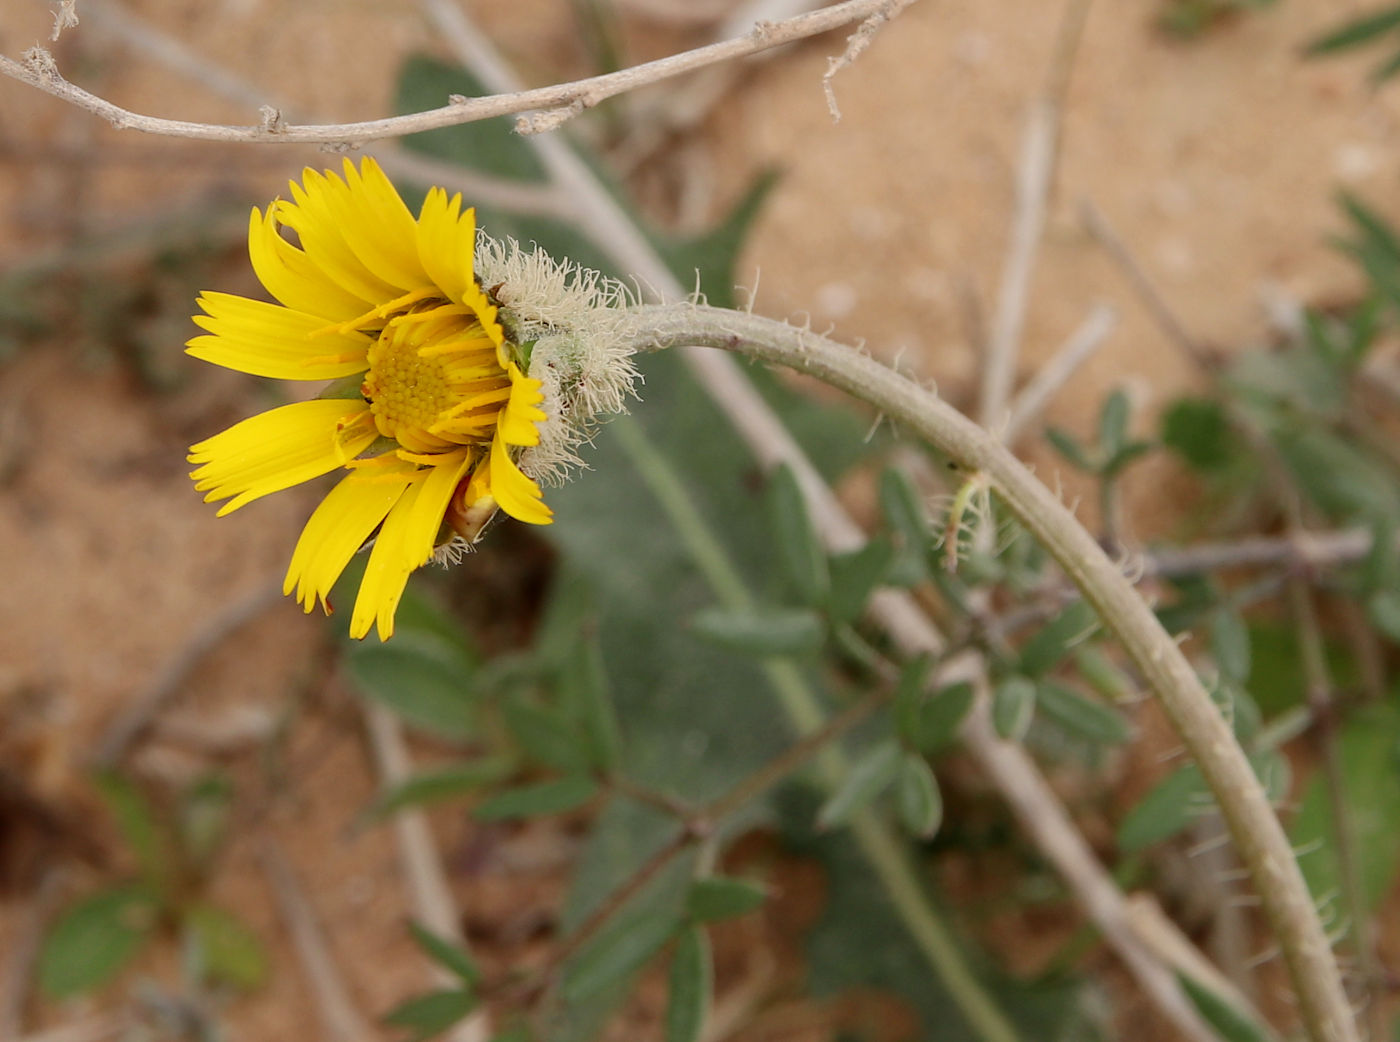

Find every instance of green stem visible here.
[612,415,1021,1042]
[620,305,1358,1042]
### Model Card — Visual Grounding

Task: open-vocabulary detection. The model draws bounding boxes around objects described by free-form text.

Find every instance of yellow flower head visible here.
[188,157,553,641]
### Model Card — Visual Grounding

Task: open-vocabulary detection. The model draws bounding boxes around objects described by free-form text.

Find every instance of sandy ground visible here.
[1,0,1396,1038]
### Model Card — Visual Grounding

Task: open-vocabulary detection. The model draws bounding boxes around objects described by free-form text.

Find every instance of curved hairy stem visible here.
[620,304,1358,1042]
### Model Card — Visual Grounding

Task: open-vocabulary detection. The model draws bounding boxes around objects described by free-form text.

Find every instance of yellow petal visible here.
[334,157,433,293]
[283,461,415,614]
[416,188,470,304]
[496,362,546,446]
[187,291,370,380]
[247,206,372,322]
[190,401,376,515]
[349,451,473,640]
[487,436,552,525]
[279,168,402,308]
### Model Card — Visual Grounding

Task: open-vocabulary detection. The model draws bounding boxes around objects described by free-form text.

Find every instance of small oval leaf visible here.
[39,886,159,999]
[690,606,825,658]
[992,675,1037,742]
[1036,680,1132,745]
[766,464,830,607]
[666,926,712,1042]
[896,754,944,839]
[815,740,902,831]
[685,877,767,922]
[472,776,598,822]
[562,910,682,1002]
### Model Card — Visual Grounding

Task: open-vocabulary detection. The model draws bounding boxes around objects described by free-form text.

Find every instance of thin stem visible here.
[622,304,1359,1042]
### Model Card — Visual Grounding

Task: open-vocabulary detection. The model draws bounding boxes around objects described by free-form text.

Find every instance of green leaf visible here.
[992,675,1036,742]
[1046,427,1094,472]
[1305,5,1400,56]
[766,464,830,606]
[560,635,624,772]
[1160,399,1234,469]
[891,653,936,736]
[384,988,478,1042]
[367,758,518,820]
[179,774,234,872]
[408,921,480,985]
[39,885,159,998]
[1017,600,1099,677]
[1176,973,1280,1042]
[1210,607,1252,686]
[562,909,683,1002]
[1292,703,1400,912]
[896,754,943,839]
[93,772,169,890]
[689,605,825,658]
[815,740,902,831]
[185,903,268,991]
[473,776,599,821]
[1103,439,1154,478]
[346,637,478,742]
[1097,389,1131,459]
[666,925,711,1042]
[1035,680,1131,745]
[901,682,977,755]
[1117,764,1209,852]
[685,877,767,922]
[827,539,895,623]
[878,467,931,584]
[1369,589,1400,644]
[503,699,594,773]
[1271,424,1400,523]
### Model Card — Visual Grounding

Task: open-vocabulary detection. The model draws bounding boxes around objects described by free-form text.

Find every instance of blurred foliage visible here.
[1307,5,1400,82]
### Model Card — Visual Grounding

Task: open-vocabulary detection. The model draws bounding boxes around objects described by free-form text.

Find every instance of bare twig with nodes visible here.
[1,0,904,145]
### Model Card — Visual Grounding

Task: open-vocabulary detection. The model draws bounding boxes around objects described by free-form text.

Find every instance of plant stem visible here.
[622,305,1359,1042]
[611,415,1022,1042]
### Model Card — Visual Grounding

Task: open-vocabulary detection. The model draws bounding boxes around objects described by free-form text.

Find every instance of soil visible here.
[0,0,1395,1040]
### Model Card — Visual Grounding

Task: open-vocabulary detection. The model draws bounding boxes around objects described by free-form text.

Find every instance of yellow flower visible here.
[188,157,552,641]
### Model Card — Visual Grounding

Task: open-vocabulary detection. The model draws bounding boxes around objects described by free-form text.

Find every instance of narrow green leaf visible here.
[1046,427,1094,472]
[472,776,598,821]
[827,539,895,623]
[367,758,517,820]
[689,606,825,658]
[384,988,478,1041]
[992,675,1037,742]
[878,467,930,583]
[93,773,168,889]
[1176,973,1279,1042]
[1097,389,1131,459]
[409,921,480,985]
[185,903,268,991]
[815,740,902,831]
[39,886,159,998]
[766,464,830,606]
[685,877,767,922]
[1103,439,1154,478]
[1117,764,1209,852]
[1017,600,1099,677]
[562,910,682,1002]
[561,635,624,772]
[1036,680,1132,745]
[903,682,977,755]
[891,654,936,741]
[896,754,943,839]
[179,774,233,872]
[503,699,593,773]
[1305,5,1400,56]
[666,925,711,1042]
[1210,608,1252,685]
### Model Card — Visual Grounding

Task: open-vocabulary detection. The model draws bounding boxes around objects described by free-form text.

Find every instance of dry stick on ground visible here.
[257,839,376,1042]
[1,0,902,145]
[1001,302,1117,445]
[977,0,1092,429]
[419,3,1226,1037]
[364,704,491,1042]
[621,304,1360,1042]
[92,577,285,768]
